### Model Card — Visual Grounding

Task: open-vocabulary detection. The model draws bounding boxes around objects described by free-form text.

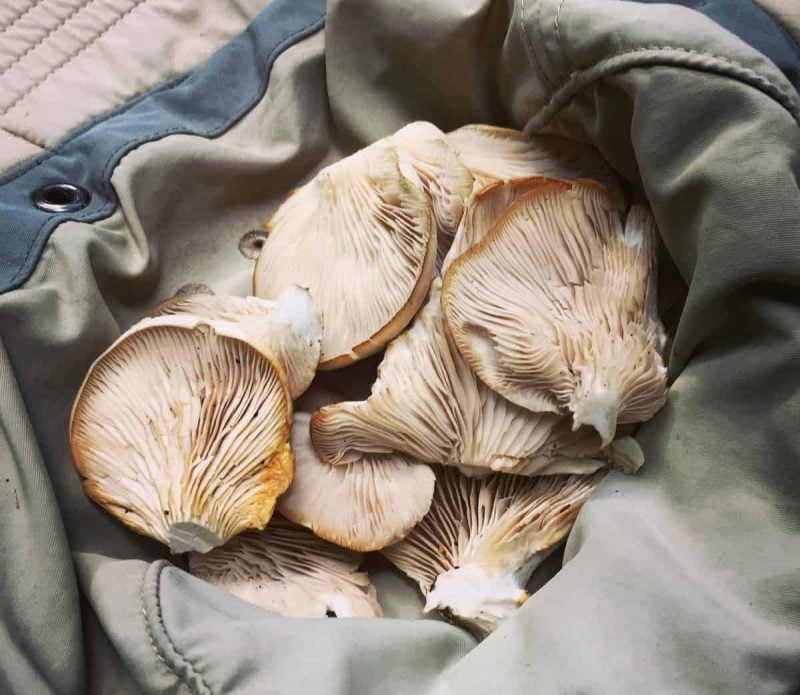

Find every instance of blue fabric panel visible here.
[636,0,800,92]
[0,0,325,295]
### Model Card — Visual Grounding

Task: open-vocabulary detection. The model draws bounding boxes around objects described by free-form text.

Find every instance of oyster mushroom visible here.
[70,314,294,553]
[441,175,558,275]
[311,281,627,478]
[442,180,667,445]
[388,121,474,268]
[383,466,604,637]
[253,143,436,370]
[151,285,322,399]
[189,515,381,618]
[278,413,435,551]
[446,124,622,199]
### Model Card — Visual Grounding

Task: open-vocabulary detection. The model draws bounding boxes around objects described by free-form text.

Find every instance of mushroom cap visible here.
[383,466,604,636]
[151,286,322,400]
[311,280,614,477]
[70,314,294,553]
[440,175,562,278]
[389,121,475,269]
[277,413,435,552]
[253,144,436,370]
[446,124,623,200]
[189,515,382,618]
[442,181,667,445]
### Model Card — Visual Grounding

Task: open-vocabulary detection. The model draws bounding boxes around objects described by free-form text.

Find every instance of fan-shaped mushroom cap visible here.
[253,144,436,370]
[70,314,294,553]
[442,181,667,445]
[277,413,434,551]
[441,176,560,276]
[383,467,604,636]
[189,515,381,618]
[446,124,622,198]
[151,286,322,400]
[311,281,619,478]
[388,121,475,268]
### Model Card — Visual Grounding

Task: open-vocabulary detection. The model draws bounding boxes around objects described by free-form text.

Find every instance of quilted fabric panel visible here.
[0,0,271,173]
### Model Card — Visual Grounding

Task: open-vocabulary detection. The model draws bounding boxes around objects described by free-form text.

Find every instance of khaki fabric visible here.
[0,0,271,173]
[1,0,800,692]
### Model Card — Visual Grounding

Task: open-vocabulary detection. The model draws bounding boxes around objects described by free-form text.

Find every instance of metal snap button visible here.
[239,229,269,259]
[32,183,91,213]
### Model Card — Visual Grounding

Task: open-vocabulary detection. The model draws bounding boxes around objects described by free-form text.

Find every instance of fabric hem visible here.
[141,561,211,695]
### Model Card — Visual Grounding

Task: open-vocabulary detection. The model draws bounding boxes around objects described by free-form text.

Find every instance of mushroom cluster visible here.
[70,122,667,634]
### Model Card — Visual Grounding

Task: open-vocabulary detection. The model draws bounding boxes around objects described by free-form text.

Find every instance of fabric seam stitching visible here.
[2,0,150,116]
[0,0,46,37]
[0,71,190,185]
[4,11,325,289]
[520,0,554,90]
[534,0,557,88]
[139,562,188,692]
[142,561,213,695]
[554,0,571,73]
[0,0,91,79]
[1,124,46,148]
[532,44,800,126]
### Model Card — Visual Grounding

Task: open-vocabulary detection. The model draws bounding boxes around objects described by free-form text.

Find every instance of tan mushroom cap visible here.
[253,143,436,370]
[151,286,323,399]
[383,466,604,637]
[311,280,622,478]
[389,121,475,268]
[189,515,382,618]
[440,175,562,277]
[278,413,435,552]
[442,180,667,445]
[446,124,623,200]
[70,314,294,554]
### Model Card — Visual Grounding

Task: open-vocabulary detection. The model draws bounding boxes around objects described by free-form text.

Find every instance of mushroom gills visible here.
[388,121,474,268]
[278,413,435,552]
[311,281,617,477]
[441,182,667,445]
[150,285,323,399]
[441,175,562,276]
[383,467,605,637]
[445,124,624,202]
[189,515,382,618]
[253,143,436,370]
[70,314,294,553]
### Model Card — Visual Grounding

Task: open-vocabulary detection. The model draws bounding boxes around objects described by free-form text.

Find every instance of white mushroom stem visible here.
[168,523,225,554]
[424,548,560,636]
